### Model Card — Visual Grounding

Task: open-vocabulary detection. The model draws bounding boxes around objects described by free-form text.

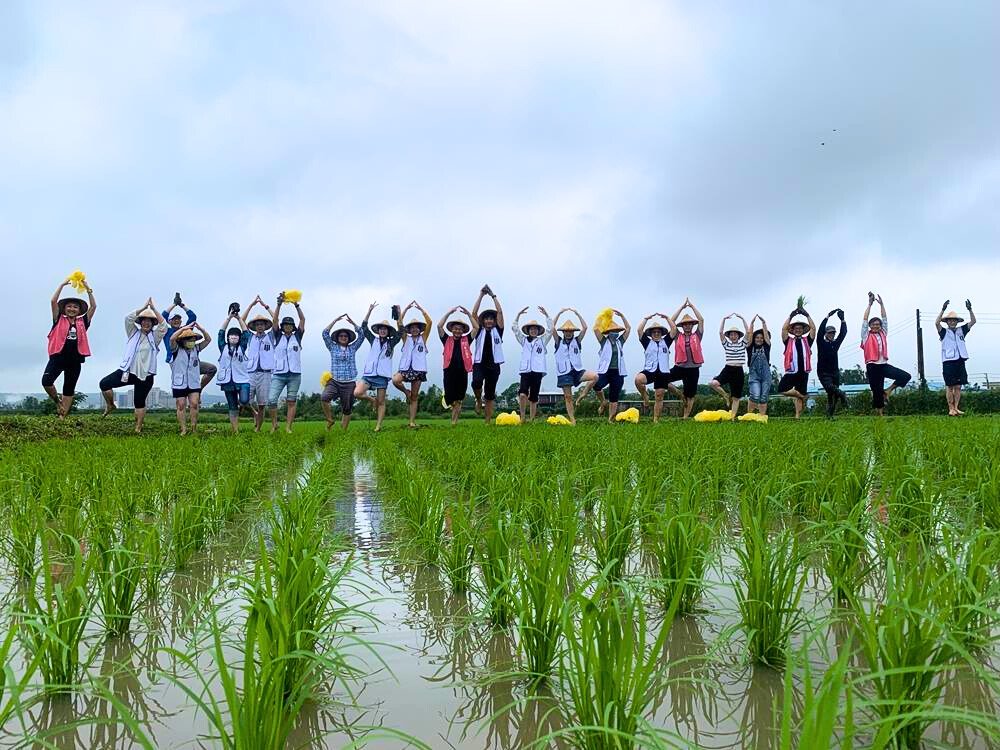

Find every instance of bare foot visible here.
[598,401,606,416]
[325,419,333,431]
[102,402,117,418]
[475,399,482,415]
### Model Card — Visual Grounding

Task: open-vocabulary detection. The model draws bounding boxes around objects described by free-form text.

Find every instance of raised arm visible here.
[781,314,792,344]
[967,299,977,331]
[84,285,96,322]
[471,289,486,321]
[551,308,567,340]
[805,311,817,340]
[688,300,705,330]
[574,308,588,341]
[759,317,771,346]
[935,300,947,329]
[494,294,505,330]
[437,306,458,338]
[637,314,651,340]
[272,295,282,333]
[195,323,212,352]
[241,296,260,324]
[718,315,727,344]
[835,310,847,346]
[295,300,306,337]
[736,314,750,340]
[50,281,68,321]
[417,302,432,342]
[615,309,631,343]
[514,307,528,344]
[539,306,554,344]
[363,301,377,327]
[462,306,480,340]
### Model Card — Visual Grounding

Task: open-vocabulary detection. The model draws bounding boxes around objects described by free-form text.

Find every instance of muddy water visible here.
[5,454,998,749]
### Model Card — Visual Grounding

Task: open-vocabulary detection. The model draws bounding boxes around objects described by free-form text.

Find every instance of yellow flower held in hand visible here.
[282,289,303,304]
[66,270,87,293]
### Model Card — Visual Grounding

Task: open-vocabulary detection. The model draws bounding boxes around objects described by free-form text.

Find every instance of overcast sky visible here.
[4,1,1000,394]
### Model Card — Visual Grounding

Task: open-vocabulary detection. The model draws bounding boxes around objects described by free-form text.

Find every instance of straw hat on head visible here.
[446,318,470,334]
[248,313,271,327]
[645,317,669,334]
[478,308,498,323]
[603,322,625,333]
[174,328,202,344]
[521,319,544,335]
[331,325,357,343]
[403,318,427,332]
[790,314,809,328]
[941,310,964,323]
[57,297,88,317]
[371,319,396,334]
[558,320,580,333]
[724,321,744,335]
[136,306,158,323]
[677,313,698,326]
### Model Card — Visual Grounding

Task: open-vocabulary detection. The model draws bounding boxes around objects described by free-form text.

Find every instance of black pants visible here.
[472,363,501,401]
[866,363,911,409]
[817,370,846,416]
[42,353,83,396]
[519,372,543,403]
[99,370,155,409]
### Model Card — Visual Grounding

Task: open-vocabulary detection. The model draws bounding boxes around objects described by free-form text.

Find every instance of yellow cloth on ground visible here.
[496,412,521,426]
[546,415,572,425]
[614,407,640,423]
[694,409,733,422]
[737,412,768,423]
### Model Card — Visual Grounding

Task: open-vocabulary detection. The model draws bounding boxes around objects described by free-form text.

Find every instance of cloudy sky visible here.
[4,1,1000,394]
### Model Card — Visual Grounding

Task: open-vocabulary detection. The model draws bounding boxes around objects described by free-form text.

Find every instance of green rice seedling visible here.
[0,612,41,730]
[442,496,476,595]
[589,477,638,582]
[848,540,1000,749]
[817,497,873,605]
[477,508,519,628]
[933,526,1000,652]
[514,534,573,689]
[20,535,97,693]
[7,493,39,580]
[734,502,807,668]
[647,508,714,616]
[555,583,677,750]
[93,529,144,637]
[778,629,854,750]
[880,466,938,539]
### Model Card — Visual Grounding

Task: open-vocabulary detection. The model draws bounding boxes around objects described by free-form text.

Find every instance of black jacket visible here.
[816,317,847,374]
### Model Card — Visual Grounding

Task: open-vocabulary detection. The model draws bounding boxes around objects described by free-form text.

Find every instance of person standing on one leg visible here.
[163,293,218,390]
[552,309,592,425]
[168,322,212,435]
[514,306,553,423]
[634,314,676,423]
[778,306,816,419]
[391,301,433,429]
[591,310,630,423]
[359,305,399,432]
[709,314,750,419]
[470,286,505,423]
[937,299,976,416]
[861,293,911,417]
[438,307,478,426]
[662,298,705,419]
[321,314,365,431]
[217,313,252,433]
[746,316,772,416]
[269,293,306,434]
[99,300,167,433]
[43,278,97,418]
[241,296,276,432]
[816,309,848,418]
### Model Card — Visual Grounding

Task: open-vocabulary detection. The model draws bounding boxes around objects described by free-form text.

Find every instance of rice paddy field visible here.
[2,416,1000,749]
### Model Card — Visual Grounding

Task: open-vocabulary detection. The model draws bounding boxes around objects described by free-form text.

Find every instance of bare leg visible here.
[729,394,740,418]
[58,394,73,418]
[101,390,117,417]
[635,373,649,408]
[353,381,375,406]
[229,412,239,433]
[285,401,296,433]
[954,385,964,415]
[43,385,63,417]
[270,406,279,432]
[375,390,387,431]
[341,412,351,430]
[667,383,683,400]
[575,371,597,405]
[322,400,334,430]
[175,397,187,435]
[709,381,731,408]
[254,401,265,432]
[189,393,201,433]
[391,373,408,396]
[473,383,483,415]
[529,400,537,422]
[759,401,769,416]
[596,389,607,416]
[450,401,461,425]
[562,386,576,424]
[408,384,420,427]
[607,402,618,423]
[484,399,495,423]
[682,397,694,419]
[518,393,528,422]
[134,407,146,434]
[653,389,664,423]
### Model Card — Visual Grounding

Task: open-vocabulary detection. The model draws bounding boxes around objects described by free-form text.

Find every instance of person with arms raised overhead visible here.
[217,308,252,433]
[634,312,676,424]
[163,292,217,390]
[514,305,554,423]
[359,302,399,432]
[661,298,705,420]
[168,321,212,435]
[43,275,97,419]
[552,308,597,425]
[241,295,278,432]
[817,308,848,418]
[269,292,306,433]
[392,300,433,429]
[778,300,816,420]
[746,316,772,416]
[438,305,479,426]
[861,292,910,417]
[709,314,750,420]
[936,299,976,416]
[470,285,505,423]
[320,312,365,431]
[99,298,167,433]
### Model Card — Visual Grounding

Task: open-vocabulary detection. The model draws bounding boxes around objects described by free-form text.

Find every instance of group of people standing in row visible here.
[43,278,979,433]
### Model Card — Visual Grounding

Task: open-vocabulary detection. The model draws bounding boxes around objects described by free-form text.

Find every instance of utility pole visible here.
[916,308,926,388]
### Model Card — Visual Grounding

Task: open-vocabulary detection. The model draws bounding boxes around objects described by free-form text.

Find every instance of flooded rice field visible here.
[2,419,1000,748]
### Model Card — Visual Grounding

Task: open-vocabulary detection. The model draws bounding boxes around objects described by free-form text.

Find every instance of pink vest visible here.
[442,335,473,373]
[673,332,704,365]
[783,336,812,373]
[47,315,91,357]
[862,331,888,364]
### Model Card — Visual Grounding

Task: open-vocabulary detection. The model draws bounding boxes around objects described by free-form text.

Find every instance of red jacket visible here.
[673,332,704,365]
[783,336,812,373]
[442,335,473,373]
[47,315,91,357]
[861,330,888,364]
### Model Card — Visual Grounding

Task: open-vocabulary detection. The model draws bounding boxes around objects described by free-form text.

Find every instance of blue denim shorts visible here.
[557,369,584,388]
[268,372,302,406]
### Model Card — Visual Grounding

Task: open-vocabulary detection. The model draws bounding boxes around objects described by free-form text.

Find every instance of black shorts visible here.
[443,368,469,404]
[172,387,201,399]
[942,359,968,387]
[641,369,670,390]
[665,365,699,398]
[519,372,544,403]
[42,353,83,396]
[472,363,501,401]
[713,365,745,398]
[778,371,809,396]
[595,369,625,402]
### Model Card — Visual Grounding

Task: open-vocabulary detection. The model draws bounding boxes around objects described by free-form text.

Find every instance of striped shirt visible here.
[723,336,746,367]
